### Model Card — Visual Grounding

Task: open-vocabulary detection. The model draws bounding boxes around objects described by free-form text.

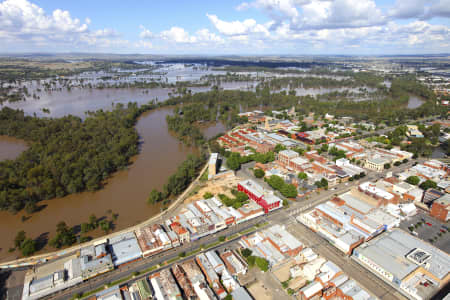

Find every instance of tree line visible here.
[0,102,157,213]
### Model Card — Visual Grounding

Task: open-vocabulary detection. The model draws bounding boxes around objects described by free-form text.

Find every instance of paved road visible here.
[286,222,407,300]
[44,213,278,300]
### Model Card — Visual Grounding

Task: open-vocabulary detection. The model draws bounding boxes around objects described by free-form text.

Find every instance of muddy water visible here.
[200,122,227,140]
[407,95,425,109]
[0,107,196,261]
[0,136,28,161]
[2,87,211,118]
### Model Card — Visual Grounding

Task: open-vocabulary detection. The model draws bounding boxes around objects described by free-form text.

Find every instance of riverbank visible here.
[0,106,200,262]
[0,151,210,268]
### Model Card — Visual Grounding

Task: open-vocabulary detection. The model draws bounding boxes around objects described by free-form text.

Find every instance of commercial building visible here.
[22,255,83,300]
[135,224,173,258]
[353,229,450,300]
[364,155,390,172]
[180,260,217,300]
[237,179,282,213]
[150,269,183,300]
[79,244,114,280]
[239,225,303,267]
[220,250,248,276]
[196,253,227,299]
[109,232,142,267]
[430,194,450,222]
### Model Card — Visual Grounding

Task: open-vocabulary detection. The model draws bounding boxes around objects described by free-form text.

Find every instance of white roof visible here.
[300,281,323,298]
[239,180,264,198]
[279,149,299,158]
[359,182,394,200]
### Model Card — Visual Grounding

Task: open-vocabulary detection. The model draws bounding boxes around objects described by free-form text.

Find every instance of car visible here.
[426,222,432,226]
[412,231,418,236]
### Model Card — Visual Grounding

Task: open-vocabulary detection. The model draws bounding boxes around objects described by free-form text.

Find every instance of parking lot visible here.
[399,211,450,253]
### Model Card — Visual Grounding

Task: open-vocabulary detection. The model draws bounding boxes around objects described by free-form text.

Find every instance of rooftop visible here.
[355,229,450,281]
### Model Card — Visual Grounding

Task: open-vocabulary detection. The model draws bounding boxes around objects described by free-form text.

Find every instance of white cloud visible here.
[139,25,153,39]
[389,0,450,20]
[160,26,197,43]
[0,0,125,51]
[195,28,225,44]
[207,13,270,37]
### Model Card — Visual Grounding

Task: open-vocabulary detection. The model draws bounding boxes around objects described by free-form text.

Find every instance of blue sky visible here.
[0,0,449,55]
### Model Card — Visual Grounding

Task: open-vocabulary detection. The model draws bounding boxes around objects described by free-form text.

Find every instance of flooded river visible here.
[0,136,28,161]
[0,76,400,261]
[0,107,197,261]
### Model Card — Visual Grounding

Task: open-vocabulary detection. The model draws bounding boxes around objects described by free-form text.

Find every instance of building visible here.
[150,269,183,300]
[181,259,217,300]
[209,153,219,178]
[277,149,299,166]
[109,232,142,267]
[135,224,173,258]
[22,255,83,300]
[172,264,197,299]
[353,229,450,300]
[78,244,114,280]
[364,156,389,172]
[220,250,248,276]
[170,221,190,243]
[237,179,282,213]
[430,194,450,221]
[196,253,227,299]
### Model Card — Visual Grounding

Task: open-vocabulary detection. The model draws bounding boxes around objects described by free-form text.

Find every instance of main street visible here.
[11,160,416,300]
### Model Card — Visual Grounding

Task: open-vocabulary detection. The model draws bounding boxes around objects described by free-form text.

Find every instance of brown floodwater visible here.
[0,107,196,262]
[199,121,227,140]
[0,136,28,161]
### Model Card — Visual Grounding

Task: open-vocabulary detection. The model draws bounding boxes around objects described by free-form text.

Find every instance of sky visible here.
[0,0,449,55]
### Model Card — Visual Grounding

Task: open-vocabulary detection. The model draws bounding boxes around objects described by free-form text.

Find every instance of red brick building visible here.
[430,195,450,222]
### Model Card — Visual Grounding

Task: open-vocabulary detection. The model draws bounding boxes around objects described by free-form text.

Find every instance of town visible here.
[7,109,449,300]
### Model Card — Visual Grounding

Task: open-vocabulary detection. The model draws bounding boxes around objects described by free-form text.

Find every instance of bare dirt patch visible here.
[183,174,242,204]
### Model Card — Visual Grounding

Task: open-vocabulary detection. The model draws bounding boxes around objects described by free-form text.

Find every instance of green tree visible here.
[247,255,256,267]
[384,163,391,169]
[14,230,26,248]
[148,189,162,205]
[20,238,36,256]
[274,144,287,153]
[255,257,269,272]
[298,172,308,180]
[419,180,437,190]
[89,214,98,229]
[226,153,241,171]
[281,184,298,198]
[203,192,214,199]
[241,248,252,258]
[253,168,265,178]
[320,178,328,189]
[267,175,285,190]
[406,176,420,185]
[80,222,90,234]
[99,219,111,233]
